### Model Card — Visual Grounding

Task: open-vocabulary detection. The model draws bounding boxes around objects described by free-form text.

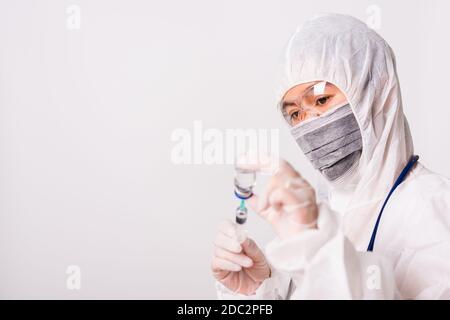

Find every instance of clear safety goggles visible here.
[280,81,346,127]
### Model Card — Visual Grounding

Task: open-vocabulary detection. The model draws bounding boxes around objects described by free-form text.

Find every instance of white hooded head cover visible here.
[278,13,414,248]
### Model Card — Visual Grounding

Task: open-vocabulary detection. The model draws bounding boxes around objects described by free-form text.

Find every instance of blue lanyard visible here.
[366,155,419,252]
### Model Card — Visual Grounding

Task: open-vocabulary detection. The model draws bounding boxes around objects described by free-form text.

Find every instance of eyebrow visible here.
[281,83,317,112]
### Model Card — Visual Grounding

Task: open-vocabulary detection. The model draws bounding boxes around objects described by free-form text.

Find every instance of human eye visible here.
[289,109,308,125]
[315,95,332,106]
[290,110,299,122]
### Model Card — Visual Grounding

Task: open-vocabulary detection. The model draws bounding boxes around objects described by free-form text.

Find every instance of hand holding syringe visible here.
[212,154,318,295]
[233,154,318,241]
[234,165,256,243]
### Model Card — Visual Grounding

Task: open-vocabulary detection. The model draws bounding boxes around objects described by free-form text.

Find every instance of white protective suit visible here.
[216,14,450,299]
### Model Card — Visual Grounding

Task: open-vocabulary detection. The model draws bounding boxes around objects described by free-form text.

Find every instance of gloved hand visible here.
[211,220,271,295]
[247,159,319,240]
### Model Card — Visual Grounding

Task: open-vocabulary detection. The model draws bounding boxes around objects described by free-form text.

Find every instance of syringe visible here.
[234,167,256,243]
[235,200,248,243]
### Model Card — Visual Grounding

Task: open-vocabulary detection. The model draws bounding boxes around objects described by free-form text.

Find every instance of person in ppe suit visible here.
[211,13,450,299]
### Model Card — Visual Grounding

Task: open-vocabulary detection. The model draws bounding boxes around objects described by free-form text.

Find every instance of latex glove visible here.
[211,220,270,295]
[247,159,319,240]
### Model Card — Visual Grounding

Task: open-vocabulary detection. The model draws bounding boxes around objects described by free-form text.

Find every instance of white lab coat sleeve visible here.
[215,264,292,300]
[264,202,396,299]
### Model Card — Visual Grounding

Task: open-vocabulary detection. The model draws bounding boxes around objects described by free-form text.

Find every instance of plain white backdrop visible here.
[0,0,449,298]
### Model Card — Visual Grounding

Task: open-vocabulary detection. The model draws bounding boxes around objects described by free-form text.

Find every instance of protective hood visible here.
[277,13,414,247]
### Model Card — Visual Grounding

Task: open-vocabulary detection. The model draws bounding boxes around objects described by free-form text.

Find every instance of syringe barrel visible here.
[235,206,248,225]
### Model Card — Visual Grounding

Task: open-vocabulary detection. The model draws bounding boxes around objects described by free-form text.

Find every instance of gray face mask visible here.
[290,103,362,181]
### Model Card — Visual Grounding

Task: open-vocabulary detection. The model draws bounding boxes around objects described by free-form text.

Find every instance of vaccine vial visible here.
[234,159,257,243]
[234,167,256,200]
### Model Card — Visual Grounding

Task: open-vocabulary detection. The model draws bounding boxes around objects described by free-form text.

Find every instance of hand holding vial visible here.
[236,154,318,240]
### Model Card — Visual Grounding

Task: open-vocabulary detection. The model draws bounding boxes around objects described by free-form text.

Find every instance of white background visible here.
[0,0,449,298]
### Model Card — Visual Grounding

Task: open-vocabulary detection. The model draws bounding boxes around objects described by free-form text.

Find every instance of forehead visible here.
[282,81,323,101]
[283,81,320,100]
